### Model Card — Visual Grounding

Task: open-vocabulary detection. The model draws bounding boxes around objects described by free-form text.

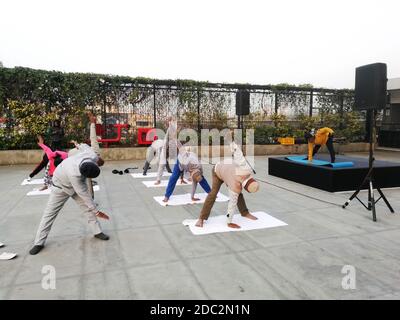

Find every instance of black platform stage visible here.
[268,155,400,192]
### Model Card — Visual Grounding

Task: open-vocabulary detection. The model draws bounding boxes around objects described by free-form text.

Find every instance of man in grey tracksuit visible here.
[29,119,109,255]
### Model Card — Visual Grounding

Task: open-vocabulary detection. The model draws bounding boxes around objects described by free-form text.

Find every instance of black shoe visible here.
[29,245,44,255]
[94,232,109,241]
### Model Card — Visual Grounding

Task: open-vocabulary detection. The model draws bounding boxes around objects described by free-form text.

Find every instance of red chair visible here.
[96,123,129,148]
[137,128,156,145]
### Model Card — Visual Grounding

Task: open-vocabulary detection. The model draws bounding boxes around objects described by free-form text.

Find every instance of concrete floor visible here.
[0,151,400,300]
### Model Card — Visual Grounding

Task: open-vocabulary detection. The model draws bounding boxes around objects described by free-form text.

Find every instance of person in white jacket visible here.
[29,114,109,255]
[154,118,178,184]
[142,137,165,176]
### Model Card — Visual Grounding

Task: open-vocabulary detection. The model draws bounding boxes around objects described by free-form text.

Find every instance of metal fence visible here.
[0,74,367,149]
[93,82,362,146]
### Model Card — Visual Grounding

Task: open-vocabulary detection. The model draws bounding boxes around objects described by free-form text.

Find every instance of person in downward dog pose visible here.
[162,148,211,203]
[195,142,259,229]
[304,127,335,163]
[142,136,165,176]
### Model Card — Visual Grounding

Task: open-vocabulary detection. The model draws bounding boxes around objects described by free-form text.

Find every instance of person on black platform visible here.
[305,127,335,163]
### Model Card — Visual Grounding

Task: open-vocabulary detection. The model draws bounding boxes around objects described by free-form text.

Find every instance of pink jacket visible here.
[38,143,68,176]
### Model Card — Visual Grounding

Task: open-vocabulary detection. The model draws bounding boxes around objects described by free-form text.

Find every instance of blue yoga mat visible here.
[285,155,354,168]
[330,162,354,168]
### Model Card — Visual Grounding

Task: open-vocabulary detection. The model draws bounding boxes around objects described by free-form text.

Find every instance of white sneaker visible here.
[27,177,31,182]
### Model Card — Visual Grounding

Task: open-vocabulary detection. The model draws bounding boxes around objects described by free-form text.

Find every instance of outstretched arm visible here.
[226,189,240,229]
[88,112,101,156]
[230,141,249,168]
[37,136,55,159]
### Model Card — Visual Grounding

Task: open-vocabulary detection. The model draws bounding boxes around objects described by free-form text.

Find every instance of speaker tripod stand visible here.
[342,110,395,221]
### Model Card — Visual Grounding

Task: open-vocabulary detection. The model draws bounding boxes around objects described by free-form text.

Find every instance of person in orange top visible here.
[305,127,335,163]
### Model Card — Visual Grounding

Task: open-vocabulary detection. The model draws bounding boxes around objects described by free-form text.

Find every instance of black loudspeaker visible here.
[354,63,387,110]
[236,89,250,115]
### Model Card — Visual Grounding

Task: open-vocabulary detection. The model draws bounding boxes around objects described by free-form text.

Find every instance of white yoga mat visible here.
[21,178,44,185]
[0,252,17,260]
[131,172,172,179]
[27,185,100,196]
[182,211,288,235]
[154,192,229,207]
[142,179,192,188]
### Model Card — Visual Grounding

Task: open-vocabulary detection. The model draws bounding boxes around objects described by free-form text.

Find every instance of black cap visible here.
[79,161,100,178]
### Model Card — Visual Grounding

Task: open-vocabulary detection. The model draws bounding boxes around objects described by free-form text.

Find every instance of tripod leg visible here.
[342,188,361,209]
[367,178,372,211]
[369,181,377,222]
[342,165,373,209]
[376,187,395,213]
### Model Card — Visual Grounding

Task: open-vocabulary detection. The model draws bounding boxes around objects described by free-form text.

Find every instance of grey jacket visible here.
[52,144,99,215]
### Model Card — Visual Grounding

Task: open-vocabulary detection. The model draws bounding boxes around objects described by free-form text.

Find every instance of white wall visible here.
[388,78,400,90]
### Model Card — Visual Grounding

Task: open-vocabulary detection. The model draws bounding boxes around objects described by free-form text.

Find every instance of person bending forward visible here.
[29,142,109,255]
[305,127,335,163]
[163,150,211,203]
[196,142,259,229]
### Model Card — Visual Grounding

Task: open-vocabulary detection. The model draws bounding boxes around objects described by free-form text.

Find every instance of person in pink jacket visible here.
[37,135,68,190]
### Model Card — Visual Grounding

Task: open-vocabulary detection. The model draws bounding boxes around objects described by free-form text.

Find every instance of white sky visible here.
[1,0,399,89]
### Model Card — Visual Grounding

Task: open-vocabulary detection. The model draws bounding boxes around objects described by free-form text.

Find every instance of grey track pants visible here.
[34,186,102,246]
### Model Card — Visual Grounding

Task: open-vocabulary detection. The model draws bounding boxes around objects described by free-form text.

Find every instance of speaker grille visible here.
[236,90,250,115]
[354,63,387,110]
